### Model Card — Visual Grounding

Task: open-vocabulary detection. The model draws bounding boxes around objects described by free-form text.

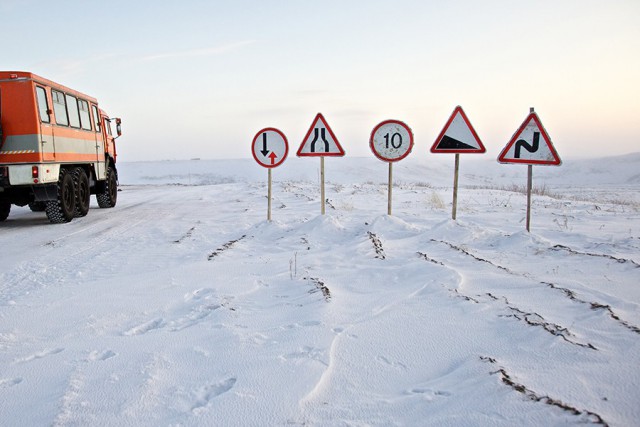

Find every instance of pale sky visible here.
[4,0,639,161]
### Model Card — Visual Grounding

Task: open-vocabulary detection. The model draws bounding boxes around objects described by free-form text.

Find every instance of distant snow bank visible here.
[118,153,640,188]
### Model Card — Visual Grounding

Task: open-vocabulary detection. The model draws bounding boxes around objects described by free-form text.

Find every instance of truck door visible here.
[92,104,106,179]
[35,86,55,161]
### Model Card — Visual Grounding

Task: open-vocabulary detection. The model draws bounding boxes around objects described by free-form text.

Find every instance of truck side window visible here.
[79,99,92,131]
[92,105,101,133]
[65,94,81,128]
[35,86,51,123]
[52,90,69,126]
[105,119,113,136]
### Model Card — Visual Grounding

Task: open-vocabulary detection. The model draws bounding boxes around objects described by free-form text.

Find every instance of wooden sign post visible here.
[370,120,414,215]
[431,106,486,220]
[251,128,289,221]
[498,107,562,232]
[297,113,345,215]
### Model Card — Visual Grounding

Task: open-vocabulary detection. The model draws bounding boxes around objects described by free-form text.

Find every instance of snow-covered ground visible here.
[1,155,639,426]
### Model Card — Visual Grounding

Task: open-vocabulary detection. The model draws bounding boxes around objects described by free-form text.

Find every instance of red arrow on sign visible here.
[268,152,278,165]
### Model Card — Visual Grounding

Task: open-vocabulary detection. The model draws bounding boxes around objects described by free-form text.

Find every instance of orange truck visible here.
[0,71,122,223]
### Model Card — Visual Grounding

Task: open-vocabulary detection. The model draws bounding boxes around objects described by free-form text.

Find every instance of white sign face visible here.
[498,112,561,166]
[431,106,485,153]
[252,128,288,168]
[297,113,345,157]
[370,120,414,162]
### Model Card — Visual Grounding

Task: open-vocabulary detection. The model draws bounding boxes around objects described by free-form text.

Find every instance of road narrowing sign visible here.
[431,106,485,153]
[370,120,414,162]
[297,113,345,157]
[252,128,288,168]
[498,112,561,165]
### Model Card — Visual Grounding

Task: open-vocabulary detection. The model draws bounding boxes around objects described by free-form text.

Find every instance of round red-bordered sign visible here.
[252,128,289,168]
[370,120,414,162]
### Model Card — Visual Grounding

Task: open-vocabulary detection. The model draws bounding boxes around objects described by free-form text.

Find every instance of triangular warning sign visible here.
[297,113,345,157]
[431,106,485,153]
[498,112,561,166]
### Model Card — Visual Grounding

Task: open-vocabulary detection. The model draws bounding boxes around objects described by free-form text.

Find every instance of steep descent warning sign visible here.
[297,113,345,157]
[431,106,485,153]
[498,111,561,165]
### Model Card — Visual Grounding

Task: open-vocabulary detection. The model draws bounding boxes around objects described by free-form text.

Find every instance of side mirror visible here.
[115,118,122,137]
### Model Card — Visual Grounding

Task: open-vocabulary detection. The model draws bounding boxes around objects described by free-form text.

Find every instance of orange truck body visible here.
[0,71,122,222]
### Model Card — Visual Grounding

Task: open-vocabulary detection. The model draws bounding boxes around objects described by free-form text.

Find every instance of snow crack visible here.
[489,293,597,350]
[480,356,608,426]
[305,277,331,302]
[367,231,385,259]
[207,235,246,260]
[541,282,640,335]
[550,244,639,267]
[173,226,196,243]
[416,251,444,266]
[431,239,513,273]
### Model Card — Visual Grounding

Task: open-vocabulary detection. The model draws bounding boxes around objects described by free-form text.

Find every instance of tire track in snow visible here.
[0,204,155,306]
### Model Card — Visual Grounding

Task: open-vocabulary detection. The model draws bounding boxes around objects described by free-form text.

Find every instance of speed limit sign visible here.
[370,120,414,162]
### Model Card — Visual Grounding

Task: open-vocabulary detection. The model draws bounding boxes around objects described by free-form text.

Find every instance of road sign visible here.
[431,106,485,153]
[370,120,414,162]
[498,112,561,165]
[297,113,345,157]
[252,128,288,168]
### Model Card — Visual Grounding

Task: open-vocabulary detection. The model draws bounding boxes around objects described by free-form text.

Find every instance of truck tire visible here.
[97,166,117,208]
[0,199,10,221]
[29,201,47,212]
[73,167,90,217]
[46,169,76,223]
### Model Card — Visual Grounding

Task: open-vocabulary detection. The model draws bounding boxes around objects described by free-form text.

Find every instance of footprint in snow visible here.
[88,350,117,361]
[123,318,165,336]
[376,355,407,370]
[0,377,23,388]
[407,387,452,401]
[15,347,64,363]
[191,377,237,413]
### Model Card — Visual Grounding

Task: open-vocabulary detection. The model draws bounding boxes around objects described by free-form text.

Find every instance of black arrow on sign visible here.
[515,131,540,158]
[260,132,269,157]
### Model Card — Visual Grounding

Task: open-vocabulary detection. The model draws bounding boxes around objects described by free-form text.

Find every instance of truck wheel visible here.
[97,166,117,208]
[29,201,47,212]
[73,167,90,217]
[46,169,76,223]
[0,199,10,221]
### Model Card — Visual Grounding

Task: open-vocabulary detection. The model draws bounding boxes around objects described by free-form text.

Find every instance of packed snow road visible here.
[1,160,639,426]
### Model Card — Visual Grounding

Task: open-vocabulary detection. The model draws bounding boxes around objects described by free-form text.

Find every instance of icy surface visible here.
[1,155,638,426]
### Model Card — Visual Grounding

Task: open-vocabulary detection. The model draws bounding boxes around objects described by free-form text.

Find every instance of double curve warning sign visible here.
[498,111,561,166]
